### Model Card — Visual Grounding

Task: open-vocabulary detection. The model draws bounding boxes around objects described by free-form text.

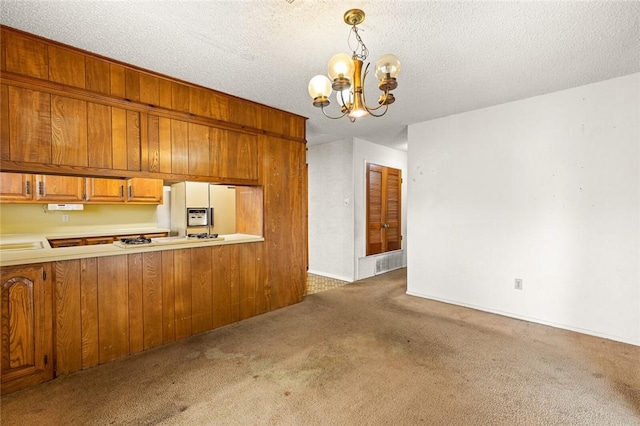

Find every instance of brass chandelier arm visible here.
[320,105,349,120]
[359,64,390,112]
[365,103,390,118]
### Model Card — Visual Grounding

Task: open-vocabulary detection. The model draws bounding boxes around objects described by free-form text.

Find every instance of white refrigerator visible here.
[170,182,236,236]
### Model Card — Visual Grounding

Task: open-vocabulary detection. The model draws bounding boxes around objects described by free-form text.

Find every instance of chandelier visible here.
[307,9,401,122]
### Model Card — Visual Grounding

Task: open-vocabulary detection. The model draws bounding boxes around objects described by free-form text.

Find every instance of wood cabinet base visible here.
[1,264,54,394]
[52,243,267,377]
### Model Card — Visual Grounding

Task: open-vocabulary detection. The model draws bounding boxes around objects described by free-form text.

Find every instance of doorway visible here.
[366,163,402,256]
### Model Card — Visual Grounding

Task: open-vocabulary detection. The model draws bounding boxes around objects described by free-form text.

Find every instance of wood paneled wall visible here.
[54,243,263,375]
[0,26,306,143]
[1,26,309,385]
[261,136,307,309]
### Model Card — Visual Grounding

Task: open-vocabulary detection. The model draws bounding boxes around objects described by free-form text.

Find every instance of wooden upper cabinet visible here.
[189,87,229,122]
[229,98,258,129]
[125,68,140,102]
[170,119,189,175]
[86,102,112,169]
[188,123,211,177]
[86,104,140,172]
[1,263,54,395]
[104,107,140,172]
[1,84,141,172]
[2,85,52,164]
[48,45,85,89]
[221,130,258,181]
[0,174,162,204]
[0,172,34,202]
[126,177,163,204]
[211,128,258,181]
[3,30,48,79]
[145,114,172,174]
[138,72,171,109]
[145,115,181,175]
[34,175,84,202]
[110,64,126,98]
[0,26,304,181]
[85,177,125,203]
[145,116,258,181]
[171,82,190,113]
[85,57,111,95]
[51,95,88,166]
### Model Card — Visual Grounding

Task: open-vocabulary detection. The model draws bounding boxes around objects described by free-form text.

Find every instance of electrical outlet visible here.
[514,278,523,290]
[62,214,69,223]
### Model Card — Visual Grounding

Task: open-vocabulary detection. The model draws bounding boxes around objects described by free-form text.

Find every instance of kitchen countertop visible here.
[0,232,264,267]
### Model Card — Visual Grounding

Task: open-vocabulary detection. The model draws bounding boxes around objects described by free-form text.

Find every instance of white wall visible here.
[407,73,640,345]
[308,138,355,281]
[307,137,408,282]
[353,138,408,280]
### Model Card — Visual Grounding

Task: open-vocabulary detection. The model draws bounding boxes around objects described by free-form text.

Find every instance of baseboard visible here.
[405,290,640,347]
[307,270,353,283]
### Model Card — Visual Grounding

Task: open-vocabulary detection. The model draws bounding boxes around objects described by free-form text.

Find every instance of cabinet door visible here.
[223,130,258,181]
[142,232,168,239]
[50,95,88,167]
[34,175,84,202]
[127,178,163,204]
[84,236,114,245]
[0,172,34,202]
[48,238,84,248]
[1,263,53,394]
[210,128,258,181]
[85,177,125,203]
[145,115,187,175]
[4,86,52,164]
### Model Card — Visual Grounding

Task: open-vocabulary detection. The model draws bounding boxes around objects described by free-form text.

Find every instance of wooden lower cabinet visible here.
[53,242,263,376]
[48,232,167,248]
[49,238,84,248]
[1,263,54,394]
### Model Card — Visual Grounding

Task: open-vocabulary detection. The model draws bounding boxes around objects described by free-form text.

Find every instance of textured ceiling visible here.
[1,1,639,151]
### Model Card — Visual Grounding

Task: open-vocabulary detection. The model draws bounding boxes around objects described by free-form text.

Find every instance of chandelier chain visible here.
[348,26,369,61]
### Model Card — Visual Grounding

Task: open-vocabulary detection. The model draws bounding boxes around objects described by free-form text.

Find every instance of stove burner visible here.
[187,233,219,239]
[120,237,152,245]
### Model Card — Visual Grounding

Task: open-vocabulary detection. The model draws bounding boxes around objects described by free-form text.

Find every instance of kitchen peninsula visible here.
[0,26,307,394]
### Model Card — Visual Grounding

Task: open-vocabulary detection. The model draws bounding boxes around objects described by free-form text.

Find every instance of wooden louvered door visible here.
[366,163,402,256]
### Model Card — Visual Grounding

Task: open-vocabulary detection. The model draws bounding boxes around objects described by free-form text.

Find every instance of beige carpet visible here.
[2,268,639,425]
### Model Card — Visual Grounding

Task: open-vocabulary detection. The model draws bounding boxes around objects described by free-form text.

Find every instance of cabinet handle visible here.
[128,186,132,198]
[120,185,124,198]
[25,180,30,195]
[38,181,43,196]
